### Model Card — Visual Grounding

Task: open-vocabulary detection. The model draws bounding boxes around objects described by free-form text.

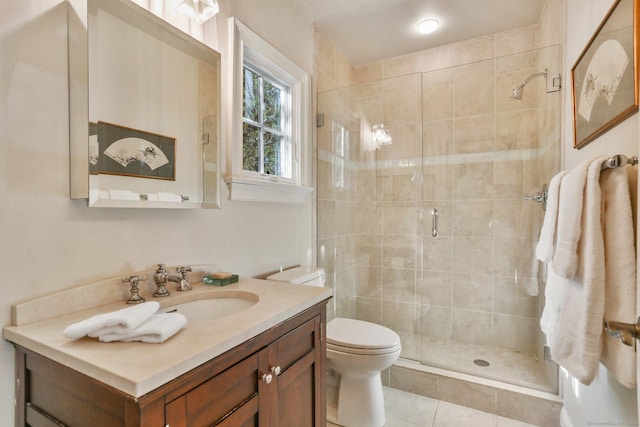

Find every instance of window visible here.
[242,65,291,179]
[227,18,312,203]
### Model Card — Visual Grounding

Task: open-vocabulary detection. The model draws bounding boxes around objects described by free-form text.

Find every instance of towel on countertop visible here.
[547,156,608,385]
[552,158,603,279]
[98,312,187,344]
[535,170,568,263]
[600,166,637,388]
[64,301,159,339]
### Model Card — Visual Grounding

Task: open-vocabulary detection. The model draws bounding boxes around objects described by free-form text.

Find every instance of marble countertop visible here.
[4,277,332,398]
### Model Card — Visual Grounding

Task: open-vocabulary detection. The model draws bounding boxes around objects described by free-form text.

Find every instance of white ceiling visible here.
[292,0,546,65]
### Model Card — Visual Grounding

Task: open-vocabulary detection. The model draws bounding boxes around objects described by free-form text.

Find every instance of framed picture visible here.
[571,0,639,149]
[89,121,176,180]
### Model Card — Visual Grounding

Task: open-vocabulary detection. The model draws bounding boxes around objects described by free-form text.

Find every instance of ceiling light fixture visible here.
[417,19,439,34]
[175,0,219,24]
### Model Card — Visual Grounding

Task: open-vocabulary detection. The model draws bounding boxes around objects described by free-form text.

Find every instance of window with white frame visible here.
[242,64,291,179]
[227,18,312,203]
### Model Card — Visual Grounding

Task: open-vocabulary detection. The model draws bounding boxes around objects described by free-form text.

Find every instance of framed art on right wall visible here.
[572,0,640,149]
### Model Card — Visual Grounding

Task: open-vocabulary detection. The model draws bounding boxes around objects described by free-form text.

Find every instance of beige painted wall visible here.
[0,0,314,424]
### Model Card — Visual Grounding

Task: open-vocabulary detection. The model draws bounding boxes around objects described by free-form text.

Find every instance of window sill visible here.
[224,176,313,204]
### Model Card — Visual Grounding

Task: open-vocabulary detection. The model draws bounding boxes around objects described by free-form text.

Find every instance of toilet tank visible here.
[266,266,325,287]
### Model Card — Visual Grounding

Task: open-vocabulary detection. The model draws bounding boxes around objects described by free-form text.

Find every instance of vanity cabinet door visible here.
[264,315,325,427]
[165,353,259,427]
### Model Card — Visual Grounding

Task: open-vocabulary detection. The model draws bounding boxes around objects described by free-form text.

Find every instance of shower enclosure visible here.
[316,44,561,393]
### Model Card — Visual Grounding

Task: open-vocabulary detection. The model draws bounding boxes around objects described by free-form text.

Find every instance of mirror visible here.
[69,0,221,208]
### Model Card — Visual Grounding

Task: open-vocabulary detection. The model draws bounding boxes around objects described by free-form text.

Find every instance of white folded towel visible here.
[64,301,159,339]
[108,189,140,201]
[535,171,568,263]
[98,312,187,344]
[547,156,608,385]
[157,192,183,202]
[552,158,605,279]
[600,166,637,388]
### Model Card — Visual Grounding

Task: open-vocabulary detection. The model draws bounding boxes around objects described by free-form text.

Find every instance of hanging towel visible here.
[540,267,566,338]
[548,156,608,385]
[600,166,637,388]
[64,301,159,339]
[552,158,603,279]
[97,312,187,344]
[536,171,568,263]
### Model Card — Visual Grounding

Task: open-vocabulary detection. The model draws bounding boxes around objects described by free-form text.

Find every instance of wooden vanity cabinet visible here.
[14,302,327,427]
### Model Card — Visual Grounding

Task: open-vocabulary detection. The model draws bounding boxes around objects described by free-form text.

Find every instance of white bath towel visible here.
[540,267,566,338]
[600,166,637,388]
[547,156,608,385]
[98,312,187,344]
[536,171,568,263]
[552,157,606,279]
[64,301,159,339]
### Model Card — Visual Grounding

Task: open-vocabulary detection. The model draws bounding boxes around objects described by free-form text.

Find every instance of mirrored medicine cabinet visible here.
[68,0,221,208]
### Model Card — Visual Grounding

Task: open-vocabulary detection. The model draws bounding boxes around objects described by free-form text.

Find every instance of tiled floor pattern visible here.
[327,387,538,427]
[409,335,552,392]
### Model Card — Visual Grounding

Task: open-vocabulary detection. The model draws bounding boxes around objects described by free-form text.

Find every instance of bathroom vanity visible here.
[4,274,332,426]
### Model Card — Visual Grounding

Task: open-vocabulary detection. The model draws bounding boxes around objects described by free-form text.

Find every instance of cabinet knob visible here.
[271,366,281,376]
[261,373,273,384]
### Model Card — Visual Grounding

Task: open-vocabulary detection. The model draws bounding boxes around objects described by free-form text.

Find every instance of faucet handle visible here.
[176,266,192,291]
[177,266,192,276]
[122,275,147,304]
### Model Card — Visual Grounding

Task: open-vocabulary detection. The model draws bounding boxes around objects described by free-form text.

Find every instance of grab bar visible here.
[604,317,640,346]
[431,208,438,238]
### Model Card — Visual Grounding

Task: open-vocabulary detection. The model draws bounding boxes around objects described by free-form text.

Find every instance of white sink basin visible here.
[163,293,258,322]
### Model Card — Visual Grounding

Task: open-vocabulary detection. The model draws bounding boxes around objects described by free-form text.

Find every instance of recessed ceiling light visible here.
[417,19,439,34]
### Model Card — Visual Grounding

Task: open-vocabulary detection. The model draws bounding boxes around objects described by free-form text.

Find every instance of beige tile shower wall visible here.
[347,25,552,357]
[315,18,561,357]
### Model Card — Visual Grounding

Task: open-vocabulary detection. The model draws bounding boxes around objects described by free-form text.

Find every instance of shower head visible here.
[511,84,525,100]
[510,69,549,100]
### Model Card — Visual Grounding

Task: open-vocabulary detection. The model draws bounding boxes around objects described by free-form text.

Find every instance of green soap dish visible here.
[203,274,239,286]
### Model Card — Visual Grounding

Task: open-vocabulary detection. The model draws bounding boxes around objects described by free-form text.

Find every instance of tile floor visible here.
[327,387,538,427]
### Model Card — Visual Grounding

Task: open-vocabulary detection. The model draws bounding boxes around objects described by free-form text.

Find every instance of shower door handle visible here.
[431,208,438,238]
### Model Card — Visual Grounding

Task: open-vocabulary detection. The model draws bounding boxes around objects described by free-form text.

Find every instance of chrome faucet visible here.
[153,264,192,296]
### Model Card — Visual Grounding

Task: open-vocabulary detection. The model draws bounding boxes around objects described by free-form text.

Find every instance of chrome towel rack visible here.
[524,154,638,209]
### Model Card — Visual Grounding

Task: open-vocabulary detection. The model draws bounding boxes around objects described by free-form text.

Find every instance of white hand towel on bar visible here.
[552,158,594,279]
[63,301,159,339]
[600,166,637,388]
[98,312,187,344]
[547,156,608,385]
[536,170,568,263]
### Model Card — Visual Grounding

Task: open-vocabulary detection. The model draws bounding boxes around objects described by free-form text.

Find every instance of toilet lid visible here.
[327,318,401,350]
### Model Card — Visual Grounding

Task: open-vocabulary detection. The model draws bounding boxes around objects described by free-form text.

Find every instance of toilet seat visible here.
[327,318,401,355]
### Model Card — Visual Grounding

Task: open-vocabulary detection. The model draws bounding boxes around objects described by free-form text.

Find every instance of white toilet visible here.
[266,267,402,427]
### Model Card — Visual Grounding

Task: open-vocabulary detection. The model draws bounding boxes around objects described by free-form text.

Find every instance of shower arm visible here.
[517,70,547,89]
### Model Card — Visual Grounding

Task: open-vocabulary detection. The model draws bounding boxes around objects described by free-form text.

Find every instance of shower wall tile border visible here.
[388,362,562,426]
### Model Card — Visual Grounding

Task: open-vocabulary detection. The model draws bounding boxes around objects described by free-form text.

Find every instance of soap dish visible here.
[204,274,239,286]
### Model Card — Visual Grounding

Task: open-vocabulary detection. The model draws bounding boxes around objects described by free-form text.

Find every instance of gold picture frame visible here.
[572,0,640,149]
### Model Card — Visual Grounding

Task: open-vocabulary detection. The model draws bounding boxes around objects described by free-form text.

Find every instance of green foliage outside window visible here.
[242,66,287,176]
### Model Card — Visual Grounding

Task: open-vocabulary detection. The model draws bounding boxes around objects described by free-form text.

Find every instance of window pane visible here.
[263,132,282,176]
[243,122,260,172]
[243,68,259,122]
[263,79,282,131]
